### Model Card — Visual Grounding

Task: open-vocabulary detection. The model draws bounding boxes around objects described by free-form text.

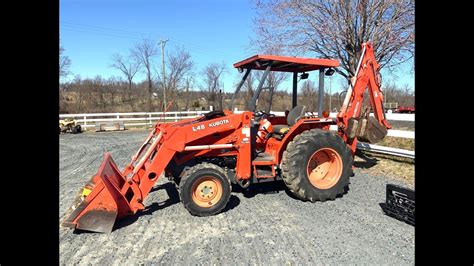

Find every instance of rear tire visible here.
[281,129,353,202]
[179,163,231,216]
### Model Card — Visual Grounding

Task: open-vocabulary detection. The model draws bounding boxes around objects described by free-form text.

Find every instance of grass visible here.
[376,136,414,151]
[354,136,415,187]
[354,151,414,187]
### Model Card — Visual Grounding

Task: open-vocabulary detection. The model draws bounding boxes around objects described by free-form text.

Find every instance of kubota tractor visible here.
[61,42,391,233]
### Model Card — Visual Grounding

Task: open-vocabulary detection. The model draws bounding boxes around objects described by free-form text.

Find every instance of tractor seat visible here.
[272,105,306,137]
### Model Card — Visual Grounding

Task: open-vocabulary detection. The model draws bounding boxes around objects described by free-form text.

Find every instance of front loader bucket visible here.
[61,153,132,233]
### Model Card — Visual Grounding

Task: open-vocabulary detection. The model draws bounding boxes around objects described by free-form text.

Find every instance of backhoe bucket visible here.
[358,116,388,144]
[60,153,132,233]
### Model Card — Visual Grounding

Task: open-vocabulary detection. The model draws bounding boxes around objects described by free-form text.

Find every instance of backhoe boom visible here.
[337,42,392,152]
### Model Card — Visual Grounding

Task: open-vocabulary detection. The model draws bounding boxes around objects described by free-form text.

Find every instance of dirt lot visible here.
[60,130,414,265]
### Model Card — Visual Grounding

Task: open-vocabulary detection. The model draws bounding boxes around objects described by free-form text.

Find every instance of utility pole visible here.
[185,77,190,111]
[159,39,169,110]
[220,82,224,110]
[329,76,332,112]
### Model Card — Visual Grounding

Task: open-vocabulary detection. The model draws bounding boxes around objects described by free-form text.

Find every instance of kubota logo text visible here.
[192,119,230,131]
[209,119,229,127]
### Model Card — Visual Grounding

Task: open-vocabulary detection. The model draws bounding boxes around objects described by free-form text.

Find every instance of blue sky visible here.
[60,0,414,93]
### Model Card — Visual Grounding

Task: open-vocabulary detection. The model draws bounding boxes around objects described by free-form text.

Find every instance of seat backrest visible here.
[287,105,306,126]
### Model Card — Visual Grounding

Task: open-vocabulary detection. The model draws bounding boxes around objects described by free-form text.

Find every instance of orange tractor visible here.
[61,42,391,233]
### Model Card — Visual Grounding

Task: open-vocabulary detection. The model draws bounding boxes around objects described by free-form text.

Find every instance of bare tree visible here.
[132,39,158,111]
[110,53,140,92]
[254,0,414,79]
[255,70,288,111]
[183,76,194,111]
[110,53,140,110]
[300,79,318,111]
[201,62,226,109]
[162,47,194,110]
[383,81,413,106]
[242,72,256,109]
[230,67,287,111]
[60,45,71,79]
[243,44,289,111]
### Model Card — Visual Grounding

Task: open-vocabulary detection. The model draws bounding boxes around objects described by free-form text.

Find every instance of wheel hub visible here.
[192,177,223,208]
[306,148,343,189]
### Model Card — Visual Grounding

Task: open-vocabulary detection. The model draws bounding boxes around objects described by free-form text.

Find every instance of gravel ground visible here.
[60,130,414,265]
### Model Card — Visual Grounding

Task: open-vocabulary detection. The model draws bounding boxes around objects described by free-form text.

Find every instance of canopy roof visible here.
[233,54,339,73]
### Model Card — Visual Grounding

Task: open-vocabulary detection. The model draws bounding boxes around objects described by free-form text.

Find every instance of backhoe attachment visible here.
[337,42,391,148]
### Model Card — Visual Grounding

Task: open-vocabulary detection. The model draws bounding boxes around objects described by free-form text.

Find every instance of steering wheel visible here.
[254,110,274,121]
[203,110,225,120]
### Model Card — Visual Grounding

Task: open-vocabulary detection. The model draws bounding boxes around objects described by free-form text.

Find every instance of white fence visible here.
[60,111,414,159]
[60,111,209,128]
[60,111,414,138]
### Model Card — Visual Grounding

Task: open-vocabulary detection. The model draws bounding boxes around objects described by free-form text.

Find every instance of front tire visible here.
[179,163,231,216]
[281,129,353,202]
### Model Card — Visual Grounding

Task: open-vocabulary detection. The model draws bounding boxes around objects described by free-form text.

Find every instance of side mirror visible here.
[325,68,335,76]
[300,73,309,80]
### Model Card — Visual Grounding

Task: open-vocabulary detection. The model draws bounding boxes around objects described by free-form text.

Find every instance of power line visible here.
[61,20,228,56]
[62,26,226,57]
[167,36,228,56]
[62,21,152,37]
[62,27,144,40]
[61,23,153,40]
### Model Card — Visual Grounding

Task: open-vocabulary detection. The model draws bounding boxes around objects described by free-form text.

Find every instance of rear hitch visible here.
[236,178,250,189]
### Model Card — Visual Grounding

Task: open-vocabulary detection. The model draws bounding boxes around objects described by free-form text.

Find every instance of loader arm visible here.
[61,111,252,233]
[337,42,392,153]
